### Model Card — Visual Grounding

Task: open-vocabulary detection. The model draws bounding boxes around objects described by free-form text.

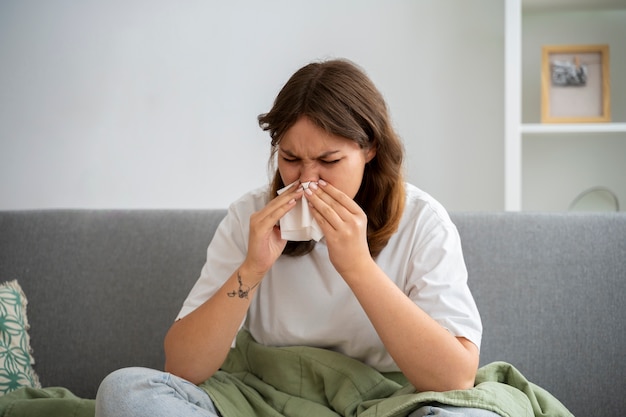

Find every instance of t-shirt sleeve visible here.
[175,204,249,322]
[404,202,483,350]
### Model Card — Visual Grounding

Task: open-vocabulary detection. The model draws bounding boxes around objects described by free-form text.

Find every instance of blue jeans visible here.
[95,367,500,417]
[95,367,221,417]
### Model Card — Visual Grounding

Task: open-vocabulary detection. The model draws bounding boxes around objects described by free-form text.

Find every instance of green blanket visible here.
[0,331,573,417]
[201,331,573,417]
[0,386,95,417]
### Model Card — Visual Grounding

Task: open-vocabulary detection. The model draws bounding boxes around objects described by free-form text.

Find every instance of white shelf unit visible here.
[504,0,522,211]
[504,0,626,211]
[521,123,626,134]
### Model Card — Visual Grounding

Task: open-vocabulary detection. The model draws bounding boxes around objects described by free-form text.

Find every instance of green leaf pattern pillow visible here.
[0,280,41,395]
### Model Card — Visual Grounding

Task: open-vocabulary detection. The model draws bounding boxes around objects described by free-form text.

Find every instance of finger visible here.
[316,180,362,215]
[306,182,354,224]
[254,186,303,230]
[305,186,346,231]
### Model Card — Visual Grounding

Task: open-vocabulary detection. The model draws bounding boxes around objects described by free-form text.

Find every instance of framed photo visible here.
[541,44,611,123]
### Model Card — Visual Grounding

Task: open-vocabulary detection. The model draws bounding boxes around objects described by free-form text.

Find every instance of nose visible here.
[299,162,319,184]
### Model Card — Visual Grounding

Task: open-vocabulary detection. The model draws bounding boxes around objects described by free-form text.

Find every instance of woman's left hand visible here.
[305,180,373,276]
[305,180,479,392]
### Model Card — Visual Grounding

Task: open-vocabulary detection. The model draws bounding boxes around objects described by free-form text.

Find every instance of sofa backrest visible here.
[1,210,625,415]
[0,210,226,399]
[451,212,626,416]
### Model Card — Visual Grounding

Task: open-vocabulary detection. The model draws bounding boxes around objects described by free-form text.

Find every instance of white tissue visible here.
[277,181,324,241]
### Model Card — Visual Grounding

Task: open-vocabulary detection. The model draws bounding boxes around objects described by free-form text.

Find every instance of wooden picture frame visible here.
[541,44,611,123]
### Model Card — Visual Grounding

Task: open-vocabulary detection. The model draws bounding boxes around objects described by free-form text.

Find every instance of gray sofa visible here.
[0,210,624,415]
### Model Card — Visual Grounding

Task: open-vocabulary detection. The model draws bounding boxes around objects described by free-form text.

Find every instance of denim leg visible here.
[95,367,220,417]
[409,404,502,417]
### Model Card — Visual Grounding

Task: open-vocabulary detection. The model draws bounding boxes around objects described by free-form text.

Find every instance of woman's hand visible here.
[164,183,304,384]
[243,183,304,279]
[305,180,478,391]
[305,180,373,277]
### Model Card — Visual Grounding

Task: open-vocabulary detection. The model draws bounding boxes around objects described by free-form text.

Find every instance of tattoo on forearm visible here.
[227,271,260,299]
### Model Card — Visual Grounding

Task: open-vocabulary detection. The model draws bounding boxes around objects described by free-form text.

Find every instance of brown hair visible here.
[258,59,405,258]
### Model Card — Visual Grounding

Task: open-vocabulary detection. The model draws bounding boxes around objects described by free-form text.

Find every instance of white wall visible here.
[0,0,505,210]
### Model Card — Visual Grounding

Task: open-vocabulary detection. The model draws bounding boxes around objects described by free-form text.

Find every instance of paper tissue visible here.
[277,181,324,241]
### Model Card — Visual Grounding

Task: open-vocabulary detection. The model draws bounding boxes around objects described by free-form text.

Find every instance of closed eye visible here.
[321,159,341,165]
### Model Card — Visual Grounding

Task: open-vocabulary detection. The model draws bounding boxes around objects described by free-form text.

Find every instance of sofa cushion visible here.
[0,280,41,395]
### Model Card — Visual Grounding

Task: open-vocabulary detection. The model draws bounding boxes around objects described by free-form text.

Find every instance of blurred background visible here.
[1,0,624,211]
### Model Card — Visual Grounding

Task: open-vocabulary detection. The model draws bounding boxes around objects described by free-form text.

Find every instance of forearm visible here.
[163,265,262,384]
[342,260,478,392]
[164,187,299,383]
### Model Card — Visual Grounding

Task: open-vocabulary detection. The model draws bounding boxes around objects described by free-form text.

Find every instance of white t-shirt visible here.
[177,183,482,372]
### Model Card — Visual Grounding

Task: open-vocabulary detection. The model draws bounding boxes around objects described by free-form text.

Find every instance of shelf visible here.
[523,0,626,13]
[521,123,626,134]
[505,0,625,211]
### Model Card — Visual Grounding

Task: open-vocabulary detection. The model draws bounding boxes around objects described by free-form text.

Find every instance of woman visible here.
[95,59,498,417]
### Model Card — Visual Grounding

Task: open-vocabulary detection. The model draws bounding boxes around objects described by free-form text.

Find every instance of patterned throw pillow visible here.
[0,280,41,395]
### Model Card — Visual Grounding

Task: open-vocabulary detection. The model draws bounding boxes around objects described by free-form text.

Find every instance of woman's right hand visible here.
[242,183,303,280]
[164,184,303,383]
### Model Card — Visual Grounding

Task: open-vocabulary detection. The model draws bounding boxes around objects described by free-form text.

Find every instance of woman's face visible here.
[277,116,375,198]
